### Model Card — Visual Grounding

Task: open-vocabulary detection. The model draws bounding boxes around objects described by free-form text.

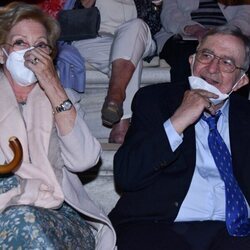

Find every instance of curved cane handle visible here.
[0,137,23,174]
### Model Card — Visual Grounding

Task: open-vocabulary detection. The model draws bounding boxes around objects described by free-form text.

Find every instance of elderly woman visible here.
[0,2,115,249]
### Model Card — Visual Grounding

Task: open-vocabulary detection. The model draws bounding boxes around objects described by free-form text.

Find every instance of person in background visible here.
[0,2,115,249]
[155,0,250,86]
[109,25,250,250]
[0,0,66,18]
[69,0,159,144]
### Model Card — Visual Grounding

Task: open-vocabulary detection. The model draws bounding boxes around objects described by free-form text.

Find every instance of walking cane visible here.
[0,137,23,174]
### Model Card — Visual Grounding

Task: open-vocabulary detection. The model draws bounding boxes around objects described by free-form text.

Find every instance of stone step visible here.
[81,58,170,140]
[79,143,120,214]
[79,58,171,213]
[85,59,170,86]
[80,87,110,140]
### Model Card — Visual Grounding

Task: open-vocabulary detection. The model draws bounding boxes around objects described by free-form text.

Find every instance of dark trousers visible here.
[159,35,198,83]
[115,220,250,250]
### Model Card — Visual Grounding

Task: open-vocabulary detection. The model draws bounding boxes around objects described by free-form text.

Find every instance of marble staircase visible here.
[79,57,170,214]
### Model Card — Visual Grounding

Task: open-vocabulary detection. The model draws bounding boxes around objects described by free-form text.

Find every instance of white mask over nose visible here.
[189,54,245,105]
[3,47,37,86]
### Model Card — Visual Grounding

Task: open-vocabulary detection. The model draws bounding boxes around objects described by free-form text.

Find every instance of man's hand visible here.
[170,89,218,134]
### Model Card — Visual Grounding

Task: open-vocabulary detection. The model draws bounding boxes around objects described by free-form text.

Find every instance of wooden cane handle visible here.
[0,137,23,174]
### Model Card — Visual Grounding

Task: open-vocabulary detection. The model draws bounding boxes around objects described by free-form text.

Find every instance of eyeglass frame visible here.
[1,40,53,54]
[195,49,246,73]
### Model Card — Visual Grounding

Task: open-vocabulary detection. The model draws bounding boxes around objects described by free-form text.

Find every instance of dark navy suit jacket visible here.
[109,82,250,227]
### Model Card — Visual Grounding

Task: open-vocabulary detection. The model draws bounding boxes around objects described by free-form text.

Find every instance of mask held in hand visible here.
[2,47,37,86]
[188,75,245,105]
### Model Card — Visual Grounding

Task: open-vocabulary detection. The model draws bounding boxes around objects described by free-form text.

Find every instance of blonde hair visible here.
[0,2,61,58]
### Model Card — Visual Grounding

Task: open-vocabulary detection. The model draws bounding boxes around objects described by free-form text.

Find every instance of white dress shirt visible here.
[164,100,250,222]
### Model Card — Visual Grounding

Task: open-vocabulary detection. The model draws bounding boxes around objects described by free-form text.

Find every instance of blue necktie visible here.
[202,111,250,236]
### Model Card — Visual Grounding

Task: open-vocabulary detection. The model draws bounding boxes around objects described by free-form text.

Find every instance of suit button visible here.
[174,202,179,207]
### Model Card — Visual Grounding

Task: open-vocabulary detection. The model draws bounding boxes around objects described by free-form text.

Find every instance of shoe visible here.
[109,118,130,144]
[101,99,123,127]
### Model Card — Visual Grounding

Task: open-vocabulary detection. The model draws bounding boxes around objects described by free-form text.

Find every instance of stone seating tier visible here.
[79,57,170,214]
[81,57,170,140]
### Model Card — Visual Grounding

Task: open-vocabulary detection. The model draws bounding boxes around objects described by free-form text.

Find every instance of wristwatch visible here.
[54,99,73,113]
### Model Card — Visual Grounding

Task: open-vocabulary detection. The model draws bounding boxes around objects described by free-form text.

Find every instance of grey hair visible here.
[198,25,250,72]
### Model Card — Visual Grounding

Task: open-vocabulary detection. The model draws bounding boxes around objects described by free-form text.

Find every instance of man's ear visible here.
[189,54,195,65]
[233,73,249,91]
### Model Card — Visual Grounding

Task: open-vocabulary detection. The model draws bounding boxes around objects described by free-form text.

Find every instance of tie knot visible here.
[202,110,221,130]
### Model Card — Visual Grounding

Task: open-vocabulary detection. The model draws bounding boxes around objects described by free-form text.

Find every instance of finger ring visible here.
[32,58,39,65]
[207,102,212,109]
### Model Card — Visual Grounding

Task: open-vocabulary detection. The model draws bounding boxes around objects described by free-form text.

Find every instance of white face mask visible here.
[3,47,37,86]
[188,75,245,105]
[189,54,245,105]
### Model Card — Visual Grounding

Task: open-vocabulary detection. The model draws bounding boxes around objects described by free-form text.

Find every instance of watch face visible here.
[62,100,72,110]
[55,99,73,113]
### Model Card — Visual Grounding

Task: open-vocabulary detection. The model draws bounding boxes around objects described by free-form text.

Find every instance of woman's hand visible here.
[24,46,68,106]
[24,46,60,91]
[24,47,77,136]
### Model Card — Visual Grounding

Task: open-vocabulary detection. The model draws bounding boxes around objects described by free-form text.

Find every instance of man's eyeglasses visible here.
[195,50,245,73]
[3,39,52,54]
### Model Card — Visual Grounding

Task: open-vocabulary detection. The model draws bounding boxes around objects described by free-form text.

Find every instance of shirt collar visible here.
[218,99,229,121]
[201,99,229,126]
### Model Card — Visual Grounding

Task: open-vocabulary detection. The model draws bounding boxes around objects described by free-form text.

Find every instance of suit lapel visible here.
[229,94,250,184]
[182,124,196,172]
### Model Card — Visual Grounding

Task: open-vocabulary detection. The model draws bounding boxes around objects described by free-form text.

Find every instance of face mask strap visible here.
[227,73,246,96]
[190,54,196,76]
[2,46,34,57]
[2,48,8,57]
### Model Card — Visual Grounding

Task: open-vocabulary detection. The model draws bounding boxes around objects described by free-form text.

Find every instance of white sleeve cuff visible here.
[163,119,183,152]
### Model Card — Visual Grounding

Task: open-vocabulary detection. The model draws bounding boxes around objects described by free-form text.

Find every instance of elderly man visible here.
[109,25,250,250]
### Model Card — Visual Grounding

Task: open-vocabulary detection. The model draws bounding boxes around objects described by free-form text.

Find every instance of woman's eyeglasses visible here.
[3,39,52,54]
